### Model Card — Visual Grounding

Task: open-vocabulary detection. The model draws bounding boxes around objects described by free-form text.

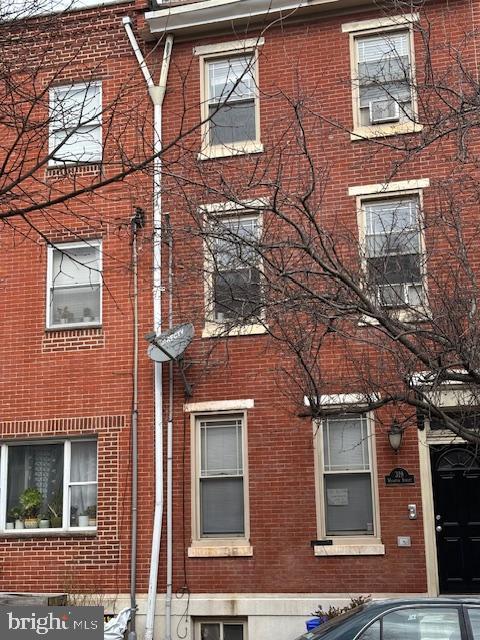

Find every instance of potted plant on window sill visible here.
[39,512,50,529]
[6,507,21,530]
[78,511,90,527]
[58,306,73,325]
[86,505,97,527]
[19,487,43,529]
[48,501,62,529]
[82,307,94,323]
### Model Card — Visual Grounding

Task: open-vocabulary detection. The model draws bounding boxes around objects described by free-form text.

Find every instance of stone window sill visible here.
[198,142,263,161]
[202,322,267,339]
[350,122,423,141]
[188,543,253,557]
[0,529,97,539]
[314,543,385,556]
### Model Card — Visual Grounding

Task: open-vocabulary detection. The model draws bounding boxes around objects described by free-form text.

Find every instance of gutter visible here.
[122,16,174,640]
[145,0,375,36]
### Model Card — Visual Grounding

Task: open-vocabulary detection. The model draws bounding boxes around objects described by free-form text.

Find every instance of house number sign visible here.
[385,467,415,485]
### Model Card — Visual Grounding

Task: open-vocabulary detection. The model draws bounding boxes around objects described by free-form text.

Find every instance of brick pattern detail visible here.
[42,328,105,352]
[45,163,102,180]
[0,415,125,436]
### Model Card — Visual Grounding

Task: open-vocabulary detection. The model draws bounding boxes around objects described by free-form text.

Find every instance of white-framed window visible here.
[197,41,262,158]
[193,413,248,539]
[49,82,102,165]
[0,439,97,532]
[316,414,377,538]
[355,30,412,127]
[362,195,424,307]
[196,619,247,640]
[46,240,102,329]
[206,214,262,324]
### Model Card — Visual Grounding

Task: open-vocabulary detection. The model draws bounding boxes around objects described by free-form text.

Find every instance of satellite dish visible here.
[147,323,194,363]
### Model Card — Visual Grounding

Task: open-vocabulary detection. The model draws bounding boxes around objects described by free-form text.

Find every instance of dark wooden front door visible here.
[431,446,480,593]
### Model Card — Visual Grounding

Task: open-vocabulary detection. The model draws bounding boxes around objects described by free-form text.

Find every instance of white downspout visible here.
[122,17,174,640]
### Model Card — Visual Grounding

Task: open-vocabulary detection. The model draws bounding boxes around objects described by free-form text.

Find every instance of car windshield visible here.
[299,606,365,639]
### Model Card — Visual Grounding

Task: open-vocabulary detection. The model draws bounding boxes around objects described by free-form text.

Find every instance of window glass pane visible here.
[208,57,255,103]
[52,128,102,163]
[214,268,261,321]
[211,216,261,321]
[50,285,101,326]
[51,84,102,163]
[7,444,63,524]
[323,416,369,471]
[368,254,421,286]
[358,32,409,63]
[70,485,97,528]
[213,217,258,268]
[366,199,417,239]
[201,624,220,640]
[324,473,373,535]
[52,245,100,287]
[209,101,255,146]
[364,199,421,306]
[467,608,480,640]
[357,32,411,127]
[52,84,101,129]
[224,624,244,640]
[50,244,101,326]
[359,620,380,640]
[200,477,244,536]
[382,607,461,640]
[200,421,242,476]
[71,441,97,482]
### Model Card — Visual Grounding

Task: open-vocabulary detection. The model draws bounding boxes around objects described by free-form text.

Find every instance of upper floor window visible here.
[207,214,262,323]
[355,30,412,128]
[1,439,97,533]
[47,240,102,329]
[196,39,263,159]
[195,414,246,539]
[317,414,376,537]
[49,82,102,165]
[363,196,424,307]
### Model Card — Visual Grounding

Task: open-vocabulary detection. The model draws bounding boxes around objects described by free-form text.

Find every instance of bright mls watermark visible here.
[0,606,103,639]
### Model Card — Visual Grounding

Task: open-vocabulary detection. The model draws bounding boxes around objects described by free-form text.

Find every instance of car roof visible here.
[298,598,480,640]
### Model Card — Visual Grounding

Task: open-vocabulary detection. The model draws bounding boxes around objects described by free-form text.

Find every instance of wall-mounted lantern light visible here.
[388,418,404,452]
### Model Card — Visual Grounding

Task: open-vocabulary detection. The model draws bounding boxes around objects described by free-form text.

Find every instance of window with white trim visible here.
[195,414,246,538]
[349,24,418,134]
[207,214,262,323]
[47,240,102,328]
[202,53,260,155]
[363,196,424,307]
[196,619,246,640]
[0,439,97,532]
[318,414,376,537]
[49,82,102,165]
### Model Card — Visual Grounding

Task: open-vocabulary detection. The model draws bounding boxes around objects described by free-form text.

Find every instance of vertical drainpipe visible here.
[122,16,174,640]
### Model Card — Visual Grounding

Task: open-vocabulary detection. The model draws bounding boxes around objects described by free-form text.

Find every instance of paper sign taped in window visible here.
[327,488,349,506]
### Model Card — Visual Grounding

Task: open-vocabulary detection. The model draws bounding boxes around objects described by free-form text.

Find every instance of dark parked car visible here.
[295,599,480,640]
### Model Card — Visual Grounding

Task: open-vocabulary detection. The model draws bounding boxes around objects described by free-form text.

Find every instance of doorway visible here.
[431,445,480,593]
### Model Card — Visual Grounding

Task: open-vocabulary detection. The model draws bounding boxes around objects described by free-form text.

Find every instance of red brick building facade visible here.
[2,0,480,639]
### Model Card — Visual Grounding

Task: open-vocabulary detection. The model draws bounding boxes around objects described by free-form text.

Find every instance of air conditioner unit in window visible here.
[369,99,400,125]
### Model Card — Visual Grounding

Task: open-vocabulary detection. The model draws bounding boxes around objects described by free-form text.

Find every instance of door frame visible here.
[418,426,467,596]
